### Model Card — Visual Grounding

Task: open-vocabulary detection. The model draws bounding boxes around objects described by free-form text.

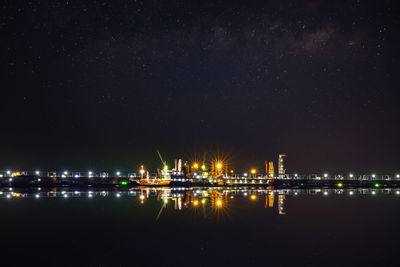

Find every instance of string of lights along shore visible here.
[1,153,400,188]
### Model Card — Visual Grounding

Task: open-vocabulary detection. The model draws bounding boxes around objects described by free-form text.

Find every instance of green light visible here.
[300,183,304,186]
[121,181,128,185]
[374,183,380,188]
[337,183,343,188]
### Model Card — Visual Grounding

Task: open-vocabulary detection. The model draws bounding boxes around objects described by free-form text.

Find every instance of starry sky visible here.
[1,0,399,173]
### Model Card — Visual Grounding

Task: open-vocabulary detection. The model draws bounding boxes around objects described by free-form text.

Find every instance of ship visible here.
[137,151,172,186]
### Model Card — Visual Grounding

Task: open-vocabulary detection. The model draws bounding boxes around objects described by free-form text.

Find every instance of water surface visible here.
[1,188,399,266]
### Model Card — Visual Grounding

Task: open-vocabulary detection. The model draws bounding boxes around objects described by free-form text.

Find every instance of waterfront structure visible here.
[278,154,286,177]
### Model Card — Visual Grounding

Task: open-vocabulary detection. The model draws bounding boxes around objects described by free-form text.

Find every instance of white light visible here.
[244,192,248,196]
[74,175,79,178]
[324,192,328,195]
[61,175,66,178]
[9,178,12,182]
[372,191,376,195]
[63,194,68,198]
[61,191,66,194]
[74,191,79,195]
[294,192,298,195]
[35,171,40,175]
[396,191,400,195]
[38,178,41,182]
[88,194,93,198]
[0,174,3,178]
[6,171,11,175]
[88,171,93,175]
[88,191,93,194]
[244,173,248,177]
[294,173,298,177]
[372,174,376,178]
[116,171,121,176]
[349,191,354,195]
[349,174,354,178]
[116,193,121,197]
[63,171,68,175]
[397,174,400,178]
[6,194,11,198]
[38,187,41,191]
[102,174,106,178]
[35,194,40,198]
[324,173,328,178]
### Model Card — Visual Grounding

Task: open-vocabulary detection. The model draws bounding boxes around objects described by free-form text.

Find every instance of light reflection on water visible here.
[2,187,400,216]
[2,187,400,266]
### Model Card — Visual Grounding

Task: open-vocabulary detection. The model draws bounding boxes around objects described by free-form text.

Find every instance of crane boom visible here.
[156,149,167,166]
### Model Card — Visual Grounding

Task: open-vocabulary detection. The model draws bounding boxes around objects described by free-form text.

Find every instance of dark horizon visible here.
[1,0,399,173]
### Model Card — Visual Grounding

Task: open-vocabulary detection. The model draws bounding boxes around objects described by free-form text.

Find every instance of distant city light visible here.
[35,171,40,175]
[35,194,40,198]
[244,173,248,177]
[250,195,257,200]
[337,183,343,188]
[116,171,121,176]
[324,173,328,178]
[251,169,257,175]
[74,175,79,178]
[372,174,376,178]
[116,193,121,197]
[349,174,354,178]
[216,199,222,206]
[6,170,11,175]
[397,174,400,178]
[372,191,376,195]
[349,191,354,195]
[63,171,68,175]
[324,192,328,195]
[374,183,380,187]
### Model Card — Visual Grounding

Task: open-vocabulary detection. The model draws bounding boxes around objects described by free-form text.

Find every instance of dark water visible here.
[1,188,400,266]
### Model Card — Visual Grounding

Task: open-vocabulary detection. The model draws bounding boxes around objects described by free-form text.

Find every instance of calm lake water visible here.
[1,188,399,266]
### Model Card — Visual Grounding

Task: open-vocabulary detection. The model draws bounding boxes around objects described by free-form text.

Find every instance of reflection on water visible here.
[2,187,400,266]
[2,187,400,217]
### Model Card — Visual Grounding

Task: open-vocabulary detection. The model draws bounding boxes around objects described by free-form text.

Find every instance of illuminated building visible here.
[278,154,286,178]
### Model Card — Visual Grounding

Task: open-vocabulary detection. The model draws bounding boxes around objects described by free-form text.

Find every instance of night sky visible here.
[1,0,399,173]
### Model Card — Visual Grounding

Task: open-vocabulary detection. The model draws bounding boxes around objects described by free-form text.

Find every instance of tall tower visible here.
[268,162,274,178]
[278,154,286,177]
